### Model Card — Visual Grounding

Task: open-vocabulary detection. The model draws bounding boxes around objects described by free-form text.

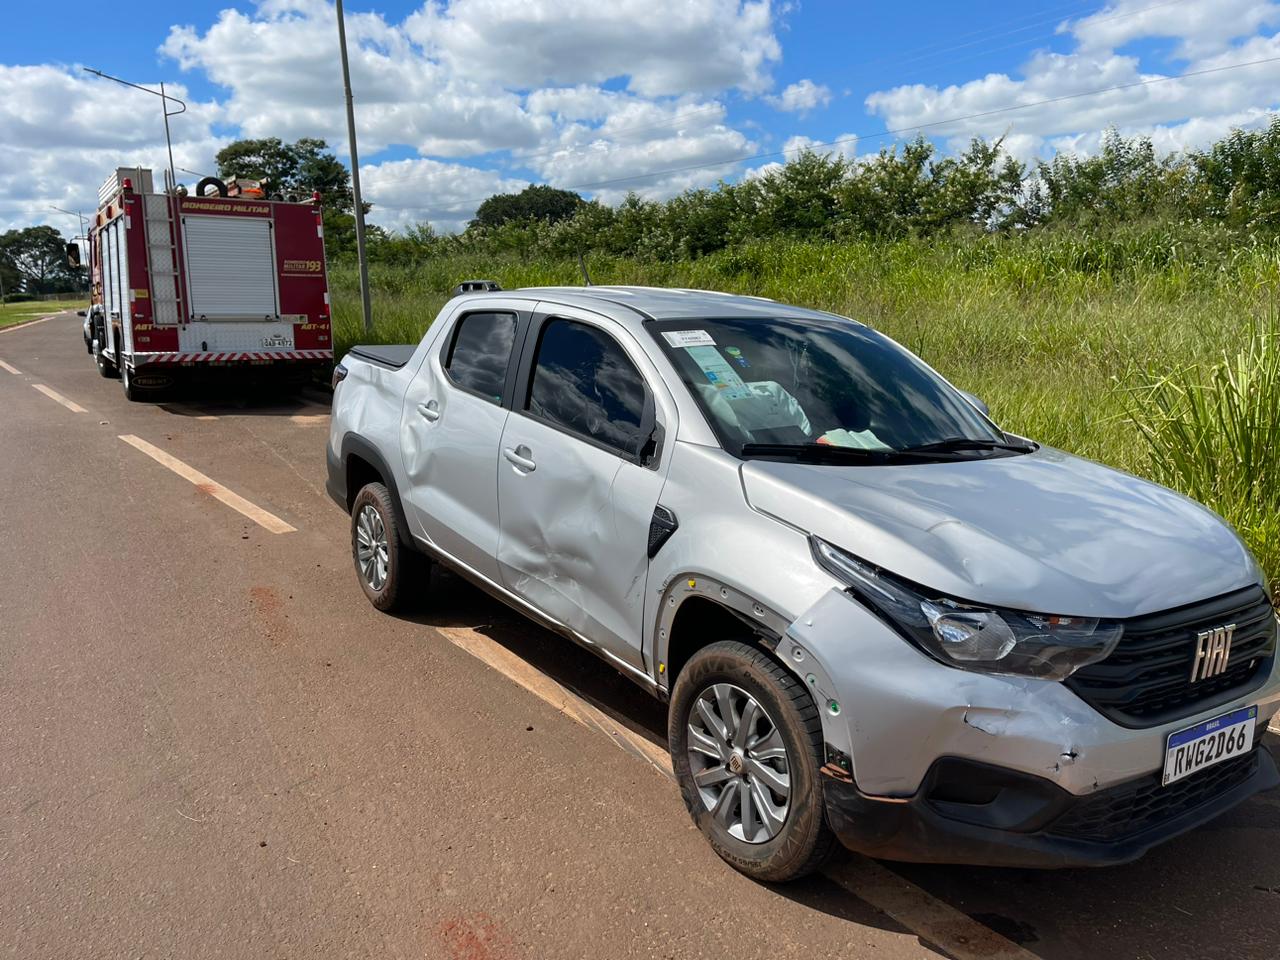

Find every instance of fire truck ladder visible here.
[144,170,184,326]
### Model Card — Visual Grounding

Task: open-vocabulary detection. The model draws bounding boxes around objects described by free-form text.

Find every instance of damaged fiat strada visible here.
[326,284,1279,881]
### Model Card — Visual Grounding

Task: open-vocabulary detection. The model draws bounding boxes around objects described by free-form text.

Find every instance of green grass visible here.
[328,234,1280,594]
[0,298,86,328]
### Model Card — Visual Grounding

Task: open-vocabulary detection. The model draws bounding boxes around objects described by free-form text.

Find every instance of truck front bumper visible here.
[823,742,1278,868]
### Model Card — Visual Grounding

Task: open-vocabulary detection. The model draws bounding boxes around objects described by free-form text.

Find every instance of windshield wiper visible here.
[898,436,1036,455]
[739,443,938,464]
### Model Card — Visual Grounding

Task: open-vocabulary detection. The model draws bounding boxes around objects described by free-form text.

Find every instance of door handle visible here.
[503,446,536,473]
[417,400,440,422]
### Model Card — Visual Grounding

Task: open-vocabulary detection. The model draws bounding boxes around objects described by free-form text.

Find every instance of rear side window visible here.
[527,319,647,456]
[445,311,517,403]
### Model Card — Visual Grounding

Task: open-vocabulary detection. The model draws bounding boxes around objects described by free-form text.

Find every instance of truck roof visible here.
[460,285,849,328]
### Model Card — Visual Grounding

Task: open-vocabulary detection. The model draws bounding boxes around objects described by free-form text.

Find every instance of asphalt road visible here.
[2,312,1278,960]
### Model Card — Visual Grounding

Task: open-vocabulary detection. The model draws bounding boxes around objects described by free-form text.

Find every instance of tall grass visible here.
[1123,317,1280,590]
[328,232,1280,593]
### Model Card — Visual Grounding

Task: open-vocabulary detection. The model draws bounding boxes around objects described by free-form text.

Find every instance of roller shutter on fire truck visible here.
[182,215,280,319]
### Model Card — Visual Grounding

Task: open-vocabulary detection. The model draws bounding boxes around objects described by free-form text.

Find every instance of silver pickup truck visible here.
[326,283,1278,881]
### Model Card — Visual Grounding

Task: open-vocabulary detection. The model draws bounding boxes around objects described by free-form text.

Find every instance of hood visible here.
[741,447,1259,618]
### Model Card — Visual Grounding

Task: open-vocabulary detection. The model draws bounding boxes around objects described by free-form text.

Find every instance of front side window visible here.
[527,319,648,456]
[445,311,516,404]
[651,317,1013,461]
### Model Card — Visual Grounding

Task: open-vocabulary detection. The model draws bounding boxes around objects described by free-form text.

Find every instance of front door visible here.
[496,311,674,672]
[401,303,526,582]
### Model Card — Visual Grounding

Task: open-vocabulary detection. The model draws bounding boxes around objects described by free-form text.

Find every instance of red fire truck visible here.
[86,167,333,400]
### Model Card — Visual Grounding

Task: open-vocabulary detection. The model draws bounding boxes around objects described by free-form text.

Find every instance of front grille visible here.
[1065,586,1276,727]
[1047,749,1260,843]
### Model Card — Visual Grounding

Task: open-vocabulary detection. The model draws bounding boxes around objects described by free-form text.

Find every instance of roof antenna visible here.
[577,248,593,286]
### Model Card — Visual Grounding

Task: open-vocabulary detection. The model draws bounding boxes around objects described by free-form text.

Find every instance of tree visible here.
[214,137,354,210]
[0,226,83,295]
[470,185,583,229]
[1190,117,1280,230]
[215,137,367,255]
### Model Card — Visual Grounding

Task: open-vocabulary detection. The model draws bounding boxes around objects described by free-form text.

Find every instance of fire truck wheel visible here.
[94,343,119,378]
[351,482,430,613]
[121,362,140,401]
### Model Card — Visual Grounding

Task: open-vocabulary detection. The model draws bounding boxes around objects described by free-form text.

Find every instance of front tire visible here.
[669,640,836,882]
[350,482,429,613]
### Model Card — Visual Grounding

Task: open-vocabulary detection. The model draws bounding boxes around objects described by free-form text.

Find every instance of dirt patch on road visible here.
[436,913,520,960]
[249,585,290,643]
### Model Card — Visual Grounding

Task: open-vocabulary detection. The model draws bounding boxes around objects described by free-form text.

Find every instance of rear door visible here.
[400,300,529,582]
[495,307,676,672]
[182,215,279,319]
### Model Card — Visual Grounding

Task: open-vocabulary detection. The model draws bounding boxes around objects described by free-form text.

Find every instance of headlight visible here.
[812,538,1122,681]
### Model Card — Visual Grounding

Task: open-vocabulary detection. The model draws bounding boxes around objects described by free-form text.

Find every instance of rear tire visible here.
[350,482,430,613]
[94,340,118,378]
[669,640,837,882]
[120,361,140,401]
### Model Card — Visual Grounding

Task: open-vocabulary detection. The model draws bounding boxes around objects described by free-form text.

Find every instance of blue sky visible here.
[3,0,1279,233]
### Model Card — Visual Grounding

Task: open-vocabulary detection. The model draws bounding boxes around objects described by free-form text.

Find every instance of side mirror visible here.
[958,389,990,418]
[66,242,81,268]
[77,309,87,317]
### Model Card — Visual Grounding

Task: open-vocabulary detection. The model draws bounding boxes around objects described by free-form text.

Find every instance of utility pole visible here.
[83,68,186,190]
[335,0,373,334]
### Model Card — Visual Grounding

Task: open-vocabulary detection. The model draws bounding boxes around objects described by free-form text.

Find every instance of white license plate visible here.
[1162,705,1257,786]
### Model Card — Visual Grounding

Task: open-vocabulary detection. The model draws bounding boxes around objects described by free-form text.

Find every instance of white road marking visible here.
[118,434,296,534]
[436,625,674,776]
[32,383,87,413]
[433,622,1033,960]
[0,358,21,375]
[825,859,1040,960]
[0,315,55,334]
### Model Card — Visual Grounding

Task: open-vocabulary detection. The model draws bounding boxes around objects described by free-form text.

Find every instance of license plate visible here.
[1162,705,1257,786]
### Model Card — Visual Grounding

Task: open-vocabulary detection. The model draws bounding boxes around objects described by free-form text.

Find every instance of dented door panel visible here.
[495,414,662,671]
[400,302,527,581]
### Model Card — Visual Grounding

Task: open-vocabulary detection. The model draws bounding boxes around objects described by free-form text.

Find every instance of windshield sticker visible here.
[725,346,750,368]
[686,345,753,400]
[662,329,716,348]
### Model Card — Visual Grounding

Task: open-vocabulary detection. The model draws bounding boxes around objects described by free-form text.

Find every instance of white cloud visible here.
[781,133,856,159]
[148,0,781,225]
[407,0,782,97]
[161,4,548,158]
[0,65,227,231]
[362,159,528,233]
[1071,0,1280,59]
[519,98,755,204]
[767,79,832,113]
[864,0,1280,160]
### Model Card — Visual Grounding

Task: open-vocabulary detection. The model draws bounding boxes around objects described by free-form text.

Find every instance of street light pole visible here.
[83,67,186,189]
[334,0,373,334]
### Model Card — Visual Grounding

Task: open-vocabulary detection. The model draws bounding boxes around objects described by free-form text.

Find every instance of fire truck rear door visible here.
[182,216,279,319]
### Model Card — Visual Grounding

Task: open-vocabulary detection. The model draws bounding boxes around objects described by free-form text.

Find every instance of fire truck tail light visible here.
[122,178,132,192]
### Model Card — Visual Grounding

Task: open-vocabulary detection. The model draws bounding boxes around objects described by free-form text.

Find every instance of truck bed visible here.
[348,344,416,369]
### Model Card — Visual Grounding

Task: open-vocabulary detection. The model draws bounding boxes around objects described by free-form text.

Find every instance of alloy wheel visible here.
[355,504,390,590]
[686,682,791,843]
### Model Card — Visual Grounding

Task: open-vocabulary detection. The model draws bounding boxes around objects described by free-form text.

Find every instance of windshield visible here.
[650,316,1009,460]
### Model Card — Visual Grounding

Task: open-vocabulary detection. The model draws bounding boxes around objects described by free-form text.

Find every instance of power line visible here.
[382,53,1280,214]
